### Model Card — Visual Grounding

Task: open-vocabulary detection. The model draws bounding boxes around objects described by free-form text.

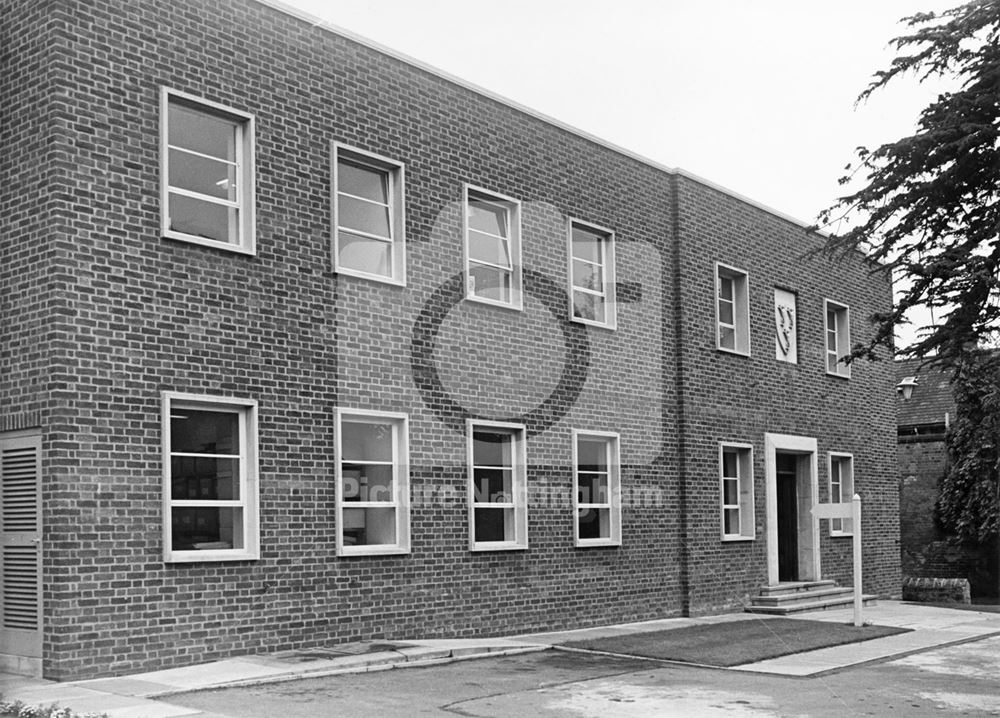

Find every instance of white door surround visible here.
[764,432,820,586]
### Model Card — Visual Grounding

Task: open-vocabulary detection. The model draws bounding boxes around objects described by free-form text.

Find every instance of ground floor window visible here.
[828,452,854,535]
[468,421,527,550]
[336,409,410,555]
[162,392,259,562]
[573,431,622,546]
[720,442,754,540]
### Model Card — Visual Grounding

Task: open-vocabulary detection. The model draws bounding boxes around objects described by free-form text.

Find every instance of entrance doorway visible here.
[776,452,799,581]
[764,433,820,586]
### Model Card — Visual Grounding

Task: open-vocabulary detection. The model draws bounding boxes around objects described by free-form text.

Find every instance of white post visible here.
[852,493,863,627]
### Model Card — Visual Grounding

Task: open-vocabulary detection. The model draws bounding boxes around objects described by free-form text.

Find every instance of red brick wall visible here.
[675,176,900,611]
[0,0,900,679]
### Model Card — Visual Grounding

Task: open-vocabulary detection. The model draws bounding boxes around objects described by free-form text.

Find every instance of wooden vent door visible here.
[0,433,42,662]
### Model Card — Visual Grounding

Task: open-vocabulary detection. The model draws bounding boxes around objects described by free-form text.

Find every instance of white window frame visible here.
[335,408,410,556]
[160,87,255,255]
[331,142,406,286]
[824,299,851,378]
[828,452,854,536]
[719,442,755,541]
[467,419,527,550]
[572,430,622,547]
[715,262,750,355]
[162,392,260,563]
[463,184,523,310]
[567,219,617,330]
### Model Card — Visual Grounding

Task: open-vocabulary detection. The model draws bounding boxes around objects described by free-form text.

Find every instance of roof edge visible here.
[254,0,825,236]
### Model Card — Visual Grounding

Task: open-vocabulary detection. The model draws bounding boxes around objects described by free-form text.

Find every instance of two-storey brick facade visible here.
[0,0,899,680]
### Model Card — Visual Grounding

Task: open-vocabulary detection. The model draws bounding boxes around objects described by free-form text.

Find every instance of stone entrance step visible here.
[746,580,877,615]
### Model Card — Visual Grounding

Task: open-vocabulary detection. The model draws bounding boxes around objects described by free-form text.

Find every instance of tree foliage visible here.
[819,1,1000,365]
[939,351,1000,542]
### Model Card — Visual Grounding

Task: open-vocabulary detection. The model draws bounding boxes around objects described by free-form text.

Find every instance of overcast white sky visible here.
[281,0,959,345]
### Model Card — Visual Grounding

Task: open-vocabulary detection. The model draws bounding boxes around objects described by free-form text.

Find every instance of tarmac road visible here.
[164,635,1000,717]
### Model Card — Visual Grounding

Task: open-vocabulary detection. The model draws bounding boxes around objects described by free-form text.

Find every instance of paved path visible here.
[0,602,997,717]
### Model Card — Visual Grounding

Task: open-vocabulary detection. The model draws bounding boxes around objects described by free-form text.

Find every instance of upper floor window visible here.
[162,392,260,562]
[336,409,410,555]
[464,186,522,309]
[573,431,622,546]
[161,88,255,254]
[332,143,406,285]
[828,453,854,536]
[468,421,527,550]
[824,300,851,378]
[716,263,750,355]
[568,220,617,329]
[720,443,754,541]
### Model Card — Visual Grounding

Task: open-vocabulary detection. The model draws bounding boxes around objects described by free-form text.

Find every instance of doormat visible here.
[562,618,911,667]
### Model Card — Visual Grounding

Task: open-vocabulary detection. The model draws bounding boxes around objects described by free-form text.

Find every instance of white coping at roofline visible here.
[254,0,826,237]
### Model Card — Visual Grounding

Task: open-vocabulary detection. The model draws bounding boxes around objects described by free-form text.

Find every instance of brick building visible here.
[0,0,900,680]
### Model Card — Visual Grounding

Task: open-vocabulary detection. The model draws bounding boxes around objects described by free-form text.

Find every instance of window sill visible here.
[571,316,617,331]
[720,535,755,543]
[334,265,406,287]
[163,230,256,256]
[575,539,621,548]
[716,346,751,357]
[829,532,854,538]
[470,541,528,552]
[338,545,411,557]
[165,549,259,563]
[465,293,523,312]
[825,371,852,380]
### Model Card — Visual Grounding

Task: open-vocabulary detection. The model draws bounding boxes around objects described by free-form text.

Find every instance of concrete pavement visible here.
[1,601,998,718]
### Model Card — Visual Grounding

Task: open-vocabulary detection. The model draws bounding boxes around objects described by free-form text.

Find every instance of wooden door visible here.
[776,453,799,582]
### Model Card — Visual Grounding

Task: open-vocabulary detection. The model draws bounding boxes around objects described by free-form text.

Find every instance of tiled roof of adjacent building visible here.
[895,358,955,428]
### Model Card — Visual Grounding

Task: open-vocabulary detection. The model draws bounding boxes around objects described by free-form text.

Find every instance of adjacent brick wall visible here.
[1,0,901,679]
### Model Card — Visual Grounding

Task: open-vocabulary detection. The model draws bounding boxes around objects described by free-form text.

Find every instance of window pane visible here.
[341,420,393,462]
[169,149,236,200]
[473,431,513,467]
[468,229,511,267]
[719,326,735,350]
[468,199,507,236]
[724,508,739,535]
[577,439,608,471]
[723,477,739,505]
[338,161,388,204]
[171,506,244,551]
[719,275,734,301]
[339,195,391,238]
[719,299,734,325]
[578,507,610,540]
[572,259,603,291]
[474,507,513,542]
[573,290,606,323]
[827,352,838,373]
[473,468,512,502]
[342,463,394,502]
[469,264,511,302]
[168,193,237,244]
[721,449,738,478]
[339,232,391,276]
[171,410,239,454]
[171,457,240,500]
[571,228,602,263]
[168,103,237,160]
[342,507,396,546]
[577,472,609,504]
